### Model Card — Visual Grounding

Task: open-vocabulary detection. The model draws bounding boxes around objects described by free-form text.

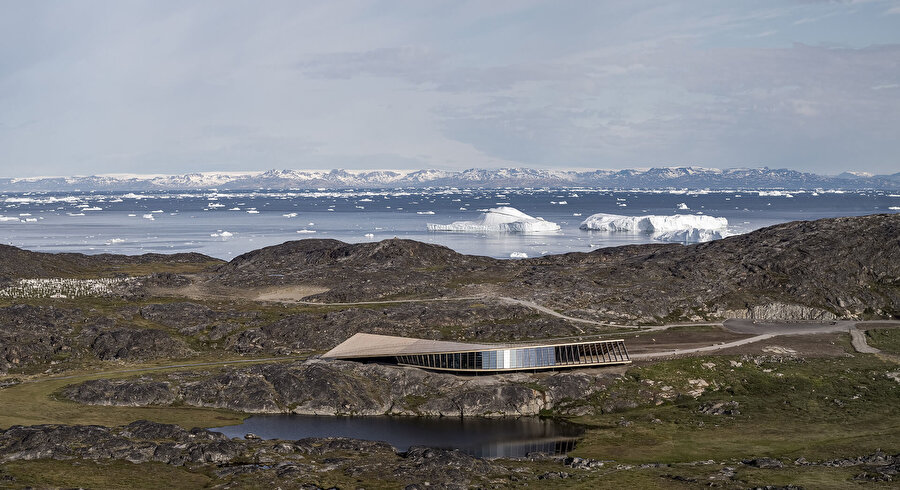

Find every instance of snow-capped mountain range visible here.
[1,167,898,191]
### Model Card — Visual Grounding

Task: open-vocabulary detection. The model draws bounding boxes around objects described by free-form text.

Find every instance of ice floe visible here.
[579,213,728,242]
[509,252,528,258]
[426,207,560,233]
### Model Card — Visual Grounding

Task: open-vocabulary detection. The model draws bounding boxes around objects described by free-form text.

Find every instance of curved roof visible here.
[321,333,497,359]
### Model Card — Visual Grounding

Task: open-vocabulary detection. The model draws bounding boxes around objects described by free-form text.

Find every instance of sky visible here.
[1,0,899,177]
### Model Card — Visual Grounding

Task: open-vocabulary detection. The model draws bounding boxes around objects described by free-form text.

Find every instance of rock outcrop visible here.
[64,359,632,417]
[0,420,515,487]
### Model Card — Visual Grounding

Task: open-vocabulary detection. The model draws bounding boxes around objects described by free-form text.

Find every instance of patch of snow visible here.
[426,207,560,233]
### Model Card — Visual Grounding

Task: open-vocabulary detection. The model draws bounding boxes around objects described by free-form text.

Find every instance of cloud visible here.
[0,1,899,176]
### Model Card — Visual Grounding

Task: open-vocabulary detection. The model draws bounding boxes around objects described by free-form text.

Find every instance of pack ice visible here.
[579,213,728,242]
[426,207,560,233]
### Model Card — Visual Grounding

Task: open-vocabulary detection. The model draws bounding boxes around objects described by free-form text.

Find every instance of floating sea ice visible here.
[308,222,315,226]
[67,213,86,217]
[23,218,37,222]
[417,211,435,215]
[510,252,528,258]
[573,213,582,216]
[142,214,155,220]
[364,233,375,238]
[296,229,316,234]
[127,214,136,217]
[283,212,298,218]
[427,207,560,233]
[0,216,21,222]
[889,206,900,210]
[106,238,125,245]
[229,207,241,211]
[210,230,233,237]
[247,210,259,214]
[676,203,689,210]
[150,210,164,213]
[579,212,728,243]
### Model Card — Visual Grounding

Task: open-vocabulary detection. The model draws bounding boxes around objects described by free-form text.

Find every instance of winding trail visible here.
[630,334,776,360]
[849,329,880,354]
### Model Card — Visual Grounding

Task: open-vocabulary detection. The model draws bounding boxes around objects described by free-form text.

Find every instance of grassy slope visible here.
[570,353,899,464]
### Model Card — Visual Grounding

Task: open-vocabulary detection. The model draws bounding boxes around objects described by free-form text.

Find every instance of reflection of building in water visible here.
[322,333,630,373]
[464,437,580,459]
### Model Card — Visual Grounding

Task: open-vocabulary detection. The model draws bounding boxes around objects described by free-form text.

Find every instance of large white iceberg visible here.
[579,213,728,243]
[427,207,560,233]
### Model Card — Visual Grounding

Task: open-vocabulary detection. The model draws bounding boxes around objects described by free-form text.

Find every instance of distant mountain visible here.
[1,167,897,191]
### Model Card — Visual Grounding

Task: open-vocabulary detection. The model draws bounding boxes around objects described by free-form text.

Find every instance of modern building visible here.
[321,333,631,373]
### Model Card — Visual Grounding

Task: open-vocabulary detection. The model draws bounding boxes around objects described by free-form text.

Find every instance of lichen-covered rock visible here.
[63,359,636,417]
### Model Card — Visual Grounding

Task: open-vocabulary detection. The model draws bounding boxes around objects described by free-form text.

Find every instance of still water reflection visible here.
[211,415,585,458]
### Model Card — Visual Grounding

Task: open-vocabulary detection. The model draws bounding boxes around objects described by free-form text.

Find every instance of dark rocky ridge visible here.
[0,304,196,374]
[210,214,900,322]
[62,359,668,417]
[0,243,219,282]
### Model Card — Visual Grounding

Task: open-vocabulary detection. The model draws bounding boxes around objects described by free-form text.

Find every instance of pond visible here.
[210,415,585,459]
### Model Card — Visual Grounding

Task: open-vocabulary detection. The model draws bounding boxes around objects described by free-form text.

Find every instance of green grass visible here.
[867,328,900,354]
[568,354,900,464]
[0,459,211,489]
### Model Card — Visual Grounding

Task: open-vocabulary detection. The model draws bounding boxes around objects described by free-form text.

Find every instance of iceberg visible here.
[426,207,560,233]
[579,213,728,243]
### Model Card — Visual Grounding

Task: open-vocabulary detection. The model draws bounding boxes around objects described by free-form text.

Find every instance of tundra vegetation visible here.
[0,215,898,488]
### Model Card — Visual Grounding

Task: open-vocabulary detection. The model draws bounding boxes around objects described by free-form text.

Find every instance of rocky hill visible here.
[1,214,897,325]
[209,214,900,322]
[0,244,220,283]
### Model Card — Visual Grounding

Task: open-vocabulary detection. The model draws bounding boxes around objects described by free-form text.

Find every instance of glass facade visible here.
[394,339,629,372]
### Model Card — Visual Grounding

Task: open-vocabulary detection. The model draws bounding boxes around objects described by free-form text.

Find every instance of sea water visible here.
[1,188,896,259]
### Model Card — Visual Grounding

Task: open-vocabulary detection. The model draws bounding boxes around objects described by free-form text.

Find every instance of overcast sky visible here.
[1,0,899,177]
